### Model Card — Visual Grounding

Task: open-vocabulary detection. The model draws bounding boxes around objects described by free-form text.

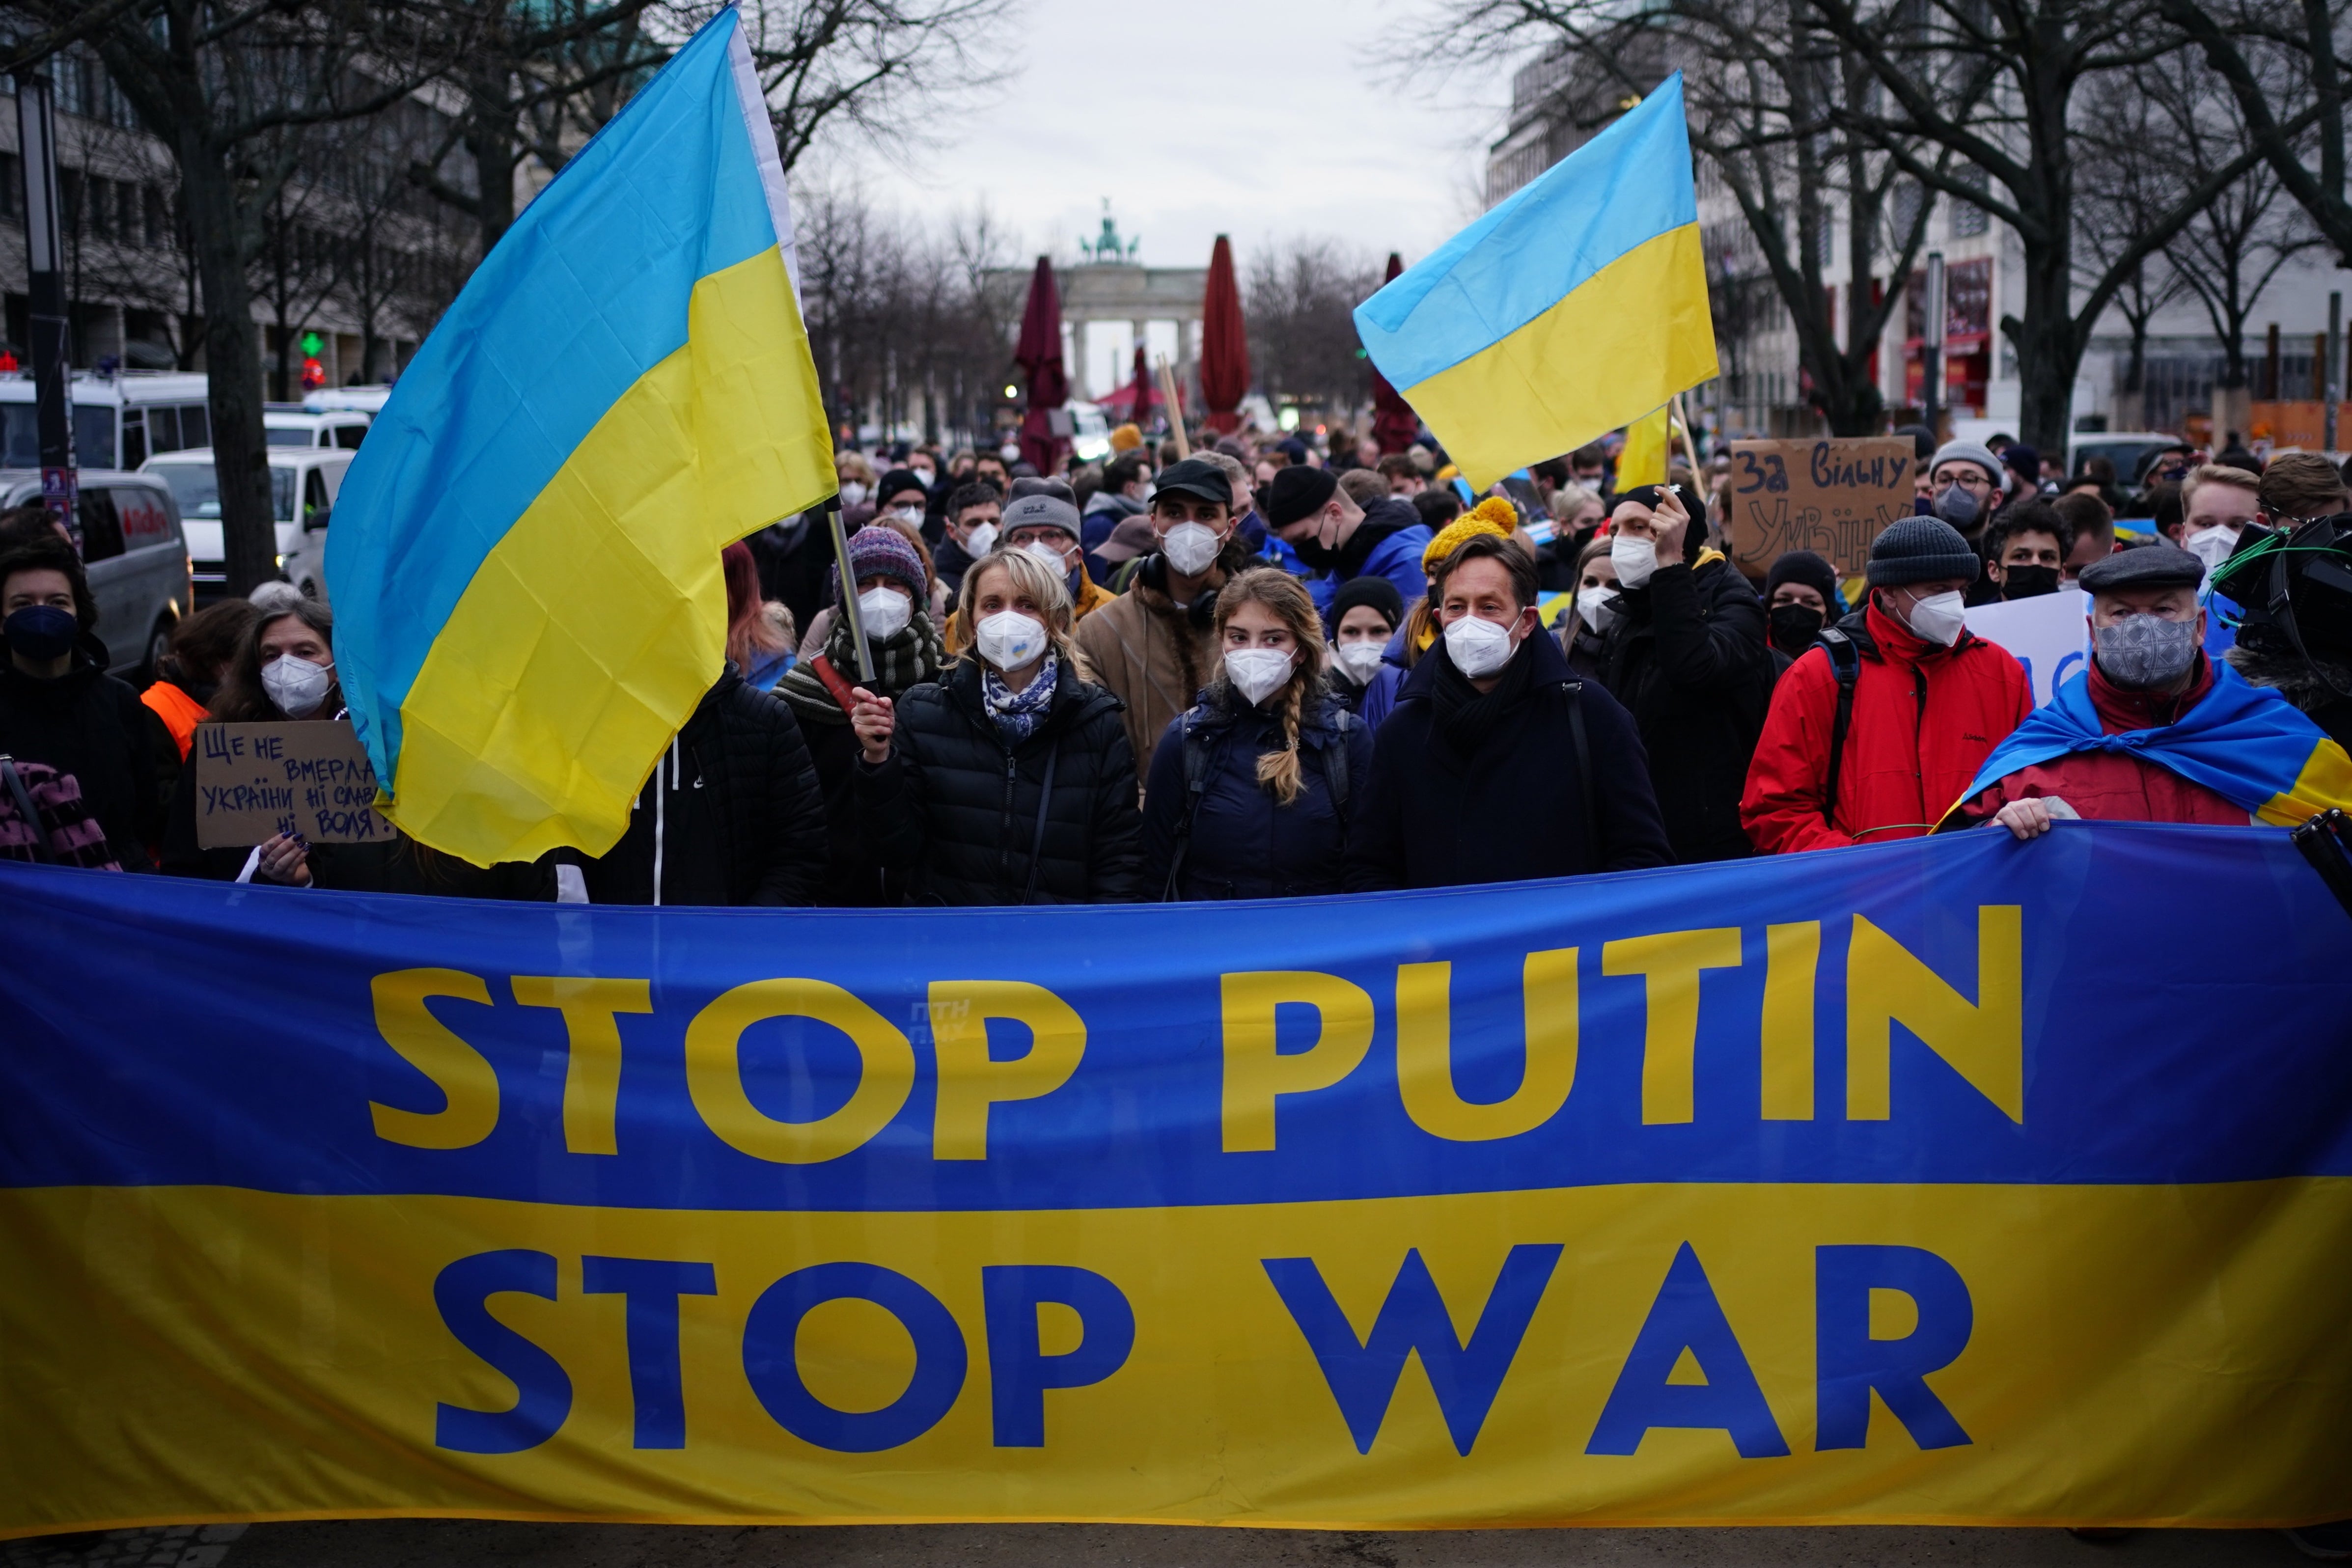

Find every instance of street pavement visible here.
[3,1522,2315,1568]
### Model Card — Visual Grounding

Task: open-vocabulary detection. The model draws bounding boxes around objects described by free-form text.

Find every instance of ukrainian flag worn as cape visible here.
[1353,74,1716,491]
[326,7,834,867]
[1952,659,2352,826]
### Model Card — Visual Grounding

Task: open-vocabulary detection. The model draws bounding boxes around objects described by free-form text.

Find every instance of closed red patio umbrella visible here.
[1199,234,1248,435]
[1014,255,1068,473]
[1369,251,1419,454]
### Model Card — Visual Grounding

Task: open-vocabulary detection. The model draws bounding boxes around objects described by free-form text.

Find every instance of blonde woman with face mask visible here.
[1142,569,1375,901]
[851,548,1143,904]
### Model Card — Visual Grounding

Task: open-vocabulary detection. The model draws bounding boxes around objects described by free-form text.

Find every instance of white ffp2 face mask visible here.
[975,609,1048,670]
[1223,647,1294,706]
[1577,585,1619,634]
[1333,639,1387,682]
[1441,613,1518,678]
[961,521,998,557]
[1899,589,1968,647]
[857,585,912,641]
[1022,540,1071,575]
[1161,521,1224,577]
[1610,534,1657,589]
[261,653,332,718]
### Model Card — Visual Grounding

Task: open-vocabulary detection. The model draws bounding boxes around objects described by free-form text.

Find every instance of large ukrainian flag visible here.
[1355,74,1716,490]
[326,7,833,867]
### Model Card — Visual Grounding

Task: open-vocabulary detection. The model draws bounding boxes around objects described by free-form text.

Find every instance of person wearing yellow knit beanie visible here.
[1386,497,1522,670]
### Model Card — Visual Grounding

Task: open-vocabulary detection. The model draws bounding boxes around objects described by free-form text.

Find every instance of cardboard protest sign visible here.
[194,721,394,849]
[1723,438,1916,577]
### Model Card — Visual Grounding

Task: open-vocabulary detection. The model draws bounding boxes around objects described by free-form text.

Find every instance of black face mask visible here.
[1288,533,1340,571]
[2000,565,2061,601]
[1768,603,1825,656]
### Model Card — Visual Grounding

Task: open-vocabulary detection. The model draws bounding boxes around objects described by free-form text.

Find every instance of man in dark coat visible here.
[577,666,827,906]
[856,654,1144,905]
[1346,532,1672,890]
[0,540,168,869]
[1597,483,1776,862]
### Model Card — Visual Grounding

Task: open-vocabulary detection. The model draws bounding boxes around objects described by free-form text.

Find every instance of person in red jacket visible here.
[1957,549,2255,836]
[1741,517,2031,853]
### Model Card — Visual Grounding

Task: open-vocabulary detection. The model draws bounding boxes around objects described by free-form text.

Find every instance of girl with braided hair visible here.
[1141,568,1374,901]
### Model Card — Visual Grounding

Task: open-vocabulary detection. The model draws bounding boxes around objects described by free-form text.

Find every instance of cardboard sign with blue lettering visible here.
[2,828,2348,1537]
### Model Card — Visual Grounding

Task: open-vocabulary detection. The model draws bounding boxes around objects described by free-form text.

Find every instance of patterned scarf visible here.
[983,652,1059,743]
[775,611,943,726]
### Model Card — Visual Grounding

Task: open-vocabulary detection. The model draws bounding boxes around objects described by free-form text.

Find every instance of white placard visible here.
[1964,589,2088,707]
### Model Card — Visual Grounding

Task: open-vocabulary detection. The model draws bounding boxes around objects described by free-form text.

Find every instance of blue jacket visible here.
[1344,627,1672,890]
[1307,504,1432,621]
[1142,687,1373,900]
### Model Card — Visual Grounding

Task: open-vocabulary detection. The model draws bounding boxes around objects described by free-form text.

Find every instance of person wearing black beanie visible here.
[1326,575,1407,725]
[1763,550,1842,660]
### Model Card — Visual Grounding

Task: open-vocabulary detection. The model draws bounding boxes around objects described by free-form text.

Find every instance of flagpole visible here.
[1156,356,1191,459]
[824,495,876,683]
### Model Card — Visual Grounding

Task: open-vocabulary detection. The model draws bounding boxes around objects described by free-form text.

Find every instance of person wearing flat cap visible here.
[1742,517,2032,854]
[1265,464,1431,617]
[1950,547,2352,837]
[1073,457,1249,785]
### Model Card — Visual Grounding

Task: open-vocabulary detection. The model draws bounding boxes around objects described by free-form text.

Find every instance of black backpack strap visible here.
[1160,719,1218,901]
[1560,681,1595,868]
[1323,707,1356,823]
[1818,629,1862,829]
[1022,743,1059,905]
[0,755,56,865]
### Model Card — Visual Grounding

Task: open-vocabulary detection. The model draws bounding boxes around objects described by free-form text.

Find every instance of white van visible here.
[0,371,216,471]
[140,446,352,598]
[0,470,190,680]
[264,406,371,450]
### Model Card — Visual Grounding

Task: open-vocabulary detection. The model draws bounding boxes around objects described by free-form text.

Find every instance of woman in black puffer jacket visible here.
[1142,569,1370,900]
[851,547,1143,904]
[1595,482,1776,863]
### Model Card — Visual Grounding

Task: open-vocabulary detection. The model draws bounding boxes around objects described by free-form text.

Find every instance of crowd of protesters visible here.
[7,414,2352,921]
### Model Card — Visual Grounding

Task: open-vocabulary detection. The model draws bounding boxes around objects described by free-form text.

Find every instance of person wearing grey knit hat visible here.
[1927,440,2008,539]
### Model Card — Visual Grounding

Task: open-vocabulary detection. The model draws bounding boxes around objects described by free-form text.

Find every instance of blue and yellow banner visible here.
[1354,74,1717,491]
[3,825,2350,1536]
[326,9,835,870]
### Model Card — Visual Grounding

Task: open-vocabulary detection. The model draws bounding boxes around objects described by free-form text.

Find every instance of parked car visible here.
[2068,433,2185,493]
[141,446,351,601]
[0,469,190,682]
[264,406,370,450]
[0,370,214,471]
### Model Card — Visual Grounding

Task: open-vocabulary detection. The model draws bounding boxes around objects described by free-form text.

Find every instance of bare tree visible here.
[2135,52,2324,410]
[1245,237,1380,415]
[23,0,469,594]
[2157,0,2352,266]
[1796,0,2301,450]
[1419,3,1948,437]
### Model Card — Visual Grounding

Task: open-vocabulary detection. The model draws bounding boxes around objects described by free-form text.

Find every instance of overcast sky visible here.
[816,0,1510,389]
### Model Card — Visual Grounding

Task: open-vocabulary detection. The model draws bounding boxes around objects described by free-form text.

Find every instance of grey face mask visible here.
[1933,483,1983,531]
[2094,613,2199,689]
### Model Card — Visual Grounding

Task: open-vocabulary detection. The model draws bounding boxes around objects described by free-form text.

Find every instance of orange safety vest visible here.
[141,680,207,761]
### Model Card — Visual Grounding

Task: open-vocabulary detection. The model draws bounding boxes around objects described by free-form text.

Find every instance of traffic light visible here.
[299,331,326,391]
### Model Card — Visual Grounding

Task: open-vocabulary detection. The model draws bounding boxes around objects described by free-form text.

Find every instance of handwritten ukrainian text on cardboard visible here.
[194,721,394,848]
[1725,438,1916,577]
